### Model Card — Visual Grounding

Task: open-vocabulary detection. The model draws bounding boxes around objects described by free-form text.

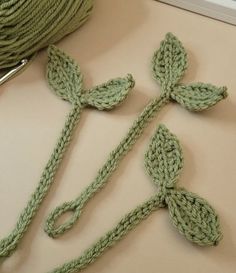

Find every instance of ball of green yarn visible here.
[0,0,94,69]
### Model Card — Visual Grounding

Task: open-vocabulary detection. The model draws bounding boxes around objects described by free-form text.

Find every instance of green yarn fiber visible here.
[145,125,222,246]
[0,0,94,69]
[43,33,226,273]
[45,33,227,239]
[0,45,134,257]
[48,124,222,273]
[0,33,227,273]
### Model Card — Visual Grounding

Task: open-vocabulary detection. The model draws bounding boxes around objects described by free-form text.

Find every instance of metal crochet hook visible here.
[0,58,30,85]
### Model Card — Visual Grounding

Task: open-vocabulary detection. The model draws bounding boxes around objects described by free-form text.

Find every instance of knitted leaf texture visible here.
[152,33,187,91]
[47,45,83,102]
[145,125,222,246]
[81,75,134,110]
[145,124,183,189]
[171,83,227,111]
[47,45,134,108]
[152,33,227,109]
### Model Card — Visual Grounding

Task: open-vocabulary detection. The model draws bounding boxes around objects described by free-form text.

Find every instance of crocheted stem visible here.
[49,194,163,273]
[0,105,82,257]
[45,95,170,237]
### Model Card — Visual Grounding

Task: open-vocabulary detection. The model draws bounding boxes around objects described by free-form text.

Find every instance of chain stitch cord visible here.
[0,105,82,257]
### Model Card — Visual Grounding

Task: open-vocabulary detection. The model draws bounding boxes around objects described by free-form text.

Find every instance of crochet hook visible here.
[0,59,29,85]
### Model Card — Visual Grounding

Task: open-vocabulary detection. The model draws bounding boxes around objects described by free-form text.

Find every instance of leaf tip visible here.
[126,73,135,89]
[48,44,57,52]
[213,232,223,246]
[220,86,228,99]
[47,45,60,60]
[157,123,168,132]
[165,32,182,46]
[165,32,176,40]
[156,124,171,137]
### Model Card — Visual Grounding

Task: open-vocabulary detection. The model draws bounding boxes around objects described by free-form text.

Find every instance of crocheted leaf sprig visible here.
[44,33,227,240]
[145,125,222,246]
[47,45,134,109]
[0,46,134,258]
[43,34,227,272]
[48,125,222,273]
[152,33,227,111]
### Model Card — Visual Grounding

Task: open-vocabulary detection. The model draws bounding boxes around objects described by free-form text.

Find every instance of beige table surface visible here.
[0,1,236,272]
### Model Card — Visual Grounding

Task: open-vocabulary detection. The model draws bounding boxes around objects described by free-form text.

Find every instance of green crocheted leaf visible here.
[171,83,228,111]
[152,33,187,91]
[166,189,222,246]
[81,74,135,110]
[47,45,83,103]
[145,125,183,189]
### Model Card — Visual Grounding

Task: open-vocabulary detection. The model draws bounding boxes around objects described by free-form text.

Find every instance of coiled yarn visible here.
[0,0,94,69]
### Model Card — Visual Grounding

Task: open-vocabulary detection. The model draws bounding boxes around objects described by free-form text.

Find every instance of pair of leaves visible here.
[152,33,227,111]
[47,34,227,111]
[47,45,134,109]
[145,125,222,246]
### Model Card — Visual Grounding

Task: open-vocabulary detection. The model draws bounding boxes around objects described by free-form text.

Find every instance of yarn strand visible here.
[45,33,227,238]
[45,96,169,237]
[49,194,163,273]
[47,124,222,273]
[0,105,82,257]
[0,44,135,257]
